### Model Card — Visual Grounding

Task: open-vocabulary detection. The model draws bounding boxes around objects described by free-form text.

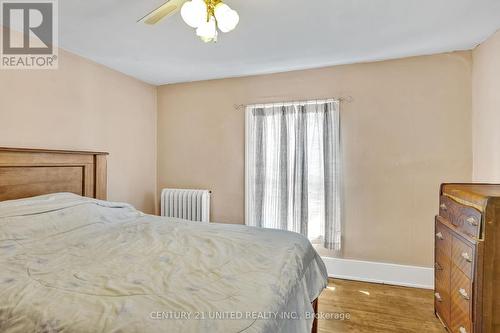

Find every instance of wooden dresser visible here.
[435,184,500,333]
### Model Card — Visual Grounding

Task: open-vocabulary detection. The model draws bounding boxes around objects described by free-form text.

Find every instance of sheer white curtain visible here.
[245,99,341,250]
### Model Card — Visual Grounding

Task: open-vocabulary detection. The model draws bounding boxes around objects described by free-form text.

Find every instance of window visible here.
[245,99,341,250]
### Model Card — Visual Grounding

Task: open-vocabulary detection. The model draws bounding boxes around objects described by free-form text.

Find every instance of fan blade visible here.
[138,0,188,25]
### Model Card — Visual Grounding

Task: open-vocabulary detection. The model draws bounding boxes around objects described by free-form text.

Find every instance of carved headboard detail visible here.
[0,147,108,202]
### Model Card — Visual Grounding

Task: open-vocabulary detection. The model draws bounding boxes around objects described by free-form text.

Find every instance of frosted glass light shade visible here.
[181,0,207,28]
[196,16,218,42]
[214,3,239,33]
[214,3,231,18]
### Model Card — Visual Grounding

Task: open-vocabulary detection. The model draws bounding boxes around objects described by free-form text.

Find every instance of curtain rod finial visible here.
[234,104,246,111]
[340,96,353,103]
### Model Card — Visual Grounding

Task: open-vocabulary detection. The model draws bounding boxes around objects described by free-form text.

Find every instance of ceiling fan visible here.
[139,0,239,43]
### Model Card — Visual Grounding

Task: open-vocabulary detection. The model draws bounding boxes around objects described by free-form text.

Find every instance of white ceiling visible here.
[59,0,500,85]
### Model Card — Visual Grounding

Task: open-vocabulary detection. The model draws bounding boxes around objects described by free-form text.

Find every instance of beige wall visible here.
[0,40,157,213]
[157,52,473,267]
[472,30,500,182]
[1,26,491,268]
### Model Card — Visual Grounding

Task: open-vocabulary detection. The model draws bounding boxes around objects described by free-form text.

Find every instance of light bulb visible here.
[181,0,207,28]
[214,4,239,33]
[196,16,218,42]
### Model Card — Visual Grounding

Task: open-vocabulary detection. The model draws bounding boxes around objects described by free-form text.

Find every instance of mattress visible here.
[0,193,327,333]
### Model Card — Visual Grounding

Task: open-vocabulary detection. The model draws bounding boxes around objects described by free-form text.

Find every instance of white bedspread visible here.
[0,193,327,333]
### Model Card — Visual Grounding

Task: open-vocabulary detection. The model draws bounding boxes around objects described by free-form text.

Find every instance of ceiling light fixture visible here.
[138,0,239,43]
[181,0,239,43]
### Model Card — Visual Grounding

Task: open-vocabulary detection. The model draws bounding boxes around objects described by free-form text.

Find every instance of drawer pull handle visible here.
[435,232,444,240]
[440,203,447,210]
[466,217,479,226]
[434,262,443,271]
[459,327,467,333]
[434,292,442,302]
[458,288,470,300]
[461,252,472,263]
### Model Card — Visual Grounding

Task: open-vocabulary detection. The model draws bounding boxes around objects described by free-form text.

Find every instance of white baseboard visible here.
[321,257,434,289]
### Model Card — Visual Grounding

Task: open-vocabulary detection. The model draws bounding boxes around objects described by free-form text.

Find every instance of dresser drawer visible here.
[451,307,472,333]
[451,265,473,324]
[439,195,481,238]
[435,248,451,289]
[436,218,452,257]
[435,280,451,326]
[452,236,475,279]
[435,248,451,326]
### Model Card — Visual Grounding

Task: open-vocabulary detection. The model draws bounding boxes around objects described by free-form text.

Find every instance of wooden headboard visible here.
[0,147,108,201]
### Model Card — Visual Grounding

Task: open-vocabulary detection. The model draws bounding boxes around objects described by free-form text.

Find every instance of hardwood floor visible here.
[317,279,446,333]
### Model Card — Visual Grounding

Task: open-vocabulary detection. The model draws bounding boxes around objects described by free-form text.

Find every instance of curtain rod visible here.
[233,96,353,111]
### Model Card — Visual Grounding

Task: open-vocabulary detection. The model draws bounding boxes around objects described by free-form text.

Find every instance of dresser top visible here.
[442,183,500,212]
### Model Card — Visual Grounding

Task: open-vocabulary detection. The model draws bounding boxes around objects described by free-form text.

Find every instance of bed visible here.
[0,147,328,333]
